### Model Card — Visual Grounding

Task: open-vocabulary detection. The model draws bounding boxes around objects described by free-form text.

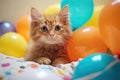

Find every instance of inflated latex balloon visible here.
[61,0,69,8]
[44,3,60,15]
[93,61,120,80]
[61,0,94,30]
[0,21,16,36]
[16,15,31,42]
[67,26,107,61]
[11,66,62,80]
[0,32,27,58]
[84,5,104,27]
[99,0,120,56]
[73,53,120,80]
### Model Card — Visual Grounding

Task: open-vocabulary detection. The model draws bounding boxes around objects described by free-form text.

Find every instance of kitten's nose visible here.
[50,33,54,38]
[50,34,54,38]
[50,31,55,38]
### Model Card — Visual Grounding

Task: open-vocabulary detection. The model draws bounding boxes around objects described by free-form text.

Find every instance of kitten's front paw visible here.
[36,57,51,65]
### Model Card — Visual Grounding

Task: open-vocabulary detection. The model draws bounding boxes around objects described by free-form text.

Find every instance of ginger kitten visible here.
[25,6,72,66]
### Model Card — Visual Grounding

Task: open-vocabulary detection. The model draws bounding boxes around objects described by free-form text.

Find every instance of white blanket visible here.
[0,53,82,80]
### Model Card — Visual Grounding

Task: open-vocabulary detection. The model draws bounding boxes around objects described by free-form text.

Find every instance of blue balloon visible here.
[93,61,120,80]
[61,0,94,30]
[73,53,117,80]
[61,0,69,8]
[0,21,16,36]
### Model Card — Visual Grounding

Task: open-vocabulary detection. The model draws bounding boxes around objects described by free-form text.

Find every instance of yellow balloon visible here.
[0,32,27,58]
[44,3,60,15]
[84,5,104,27]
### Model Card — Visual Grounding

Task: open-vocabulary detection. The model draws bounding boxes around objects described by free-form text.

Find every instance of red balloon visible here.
[99,0,120,55]
[16,15,31,42]
[67,26,107,61]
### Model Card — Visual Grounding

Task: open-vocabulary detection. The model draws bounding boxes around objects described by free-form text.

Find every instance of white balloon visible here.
[10,67,62,80]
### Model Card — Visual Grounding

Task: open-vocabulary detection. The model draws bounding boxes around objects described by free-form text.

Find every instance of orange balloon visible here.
[99,0,120,55]
[16,15,31,42]
[67,26,107,61]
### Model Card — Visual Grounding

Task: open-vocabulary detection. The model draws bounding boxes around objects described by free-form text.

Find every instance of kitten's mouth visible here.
[49,37,55,41]
[49,35,56,41]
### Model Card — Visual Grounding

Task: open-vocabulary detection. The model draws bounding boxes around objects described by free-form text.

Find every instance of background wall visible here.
[0,0,109,25]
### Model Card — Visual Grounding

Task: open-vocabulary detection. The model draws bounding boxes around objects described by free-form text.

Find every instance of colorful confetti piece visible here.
[31,64,39,69]
[20,66,25,69]
[1,63,10,67]
[5,71,11,76]
[0,77,2,80]
[18,70,24,74]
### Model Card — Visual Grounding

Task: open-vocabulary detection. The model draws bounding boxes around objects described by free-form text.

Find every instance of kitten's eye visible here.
[41,26,48,32]
[55,25,61,31]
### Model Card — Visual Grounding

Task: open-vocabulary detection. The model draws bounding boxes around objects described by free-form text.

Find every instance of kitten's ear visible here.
[31,7,41,22]
[58,6,69,25]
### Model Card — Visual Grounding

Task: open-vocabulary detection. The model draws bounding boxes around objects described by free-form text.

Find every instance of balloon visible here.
[67,26,107,61]
[93,61,120,80]
[99,0,120,55]
[61,0,94,30]
[0,21,16,36]
[84,5,104,27]
[44,3,60,15]
[11,66,62,80]
[0,32,27,58]
[73,53,120,80]
[16,15,31,42]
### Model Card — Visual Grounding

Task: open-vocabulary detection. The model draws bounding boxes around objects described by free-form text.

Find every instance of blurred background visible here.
[0,0,109,25]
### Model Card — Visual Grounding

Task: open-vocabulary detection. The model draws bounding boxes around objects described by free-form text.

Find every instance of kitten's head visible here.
[30,6,72,44]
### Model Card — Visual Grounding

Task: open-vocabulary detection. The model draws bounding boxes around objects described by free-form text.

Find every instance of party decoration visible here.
[44,3,60,15]
[99,0,120,55]
[61,0,69,8]
[84,5,104,27]
[73,53,120,80]
[11,66,62,80]
[0,32,27,58]
[67,26,107,61]
[0,21,16,36]
[93,61,120,80]
[61,0,94,30]
[16,15,31,42]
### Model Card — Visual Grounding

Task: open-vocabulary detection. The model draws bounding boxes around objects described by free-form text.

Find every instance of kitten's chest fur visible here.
[26,42,68,61]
